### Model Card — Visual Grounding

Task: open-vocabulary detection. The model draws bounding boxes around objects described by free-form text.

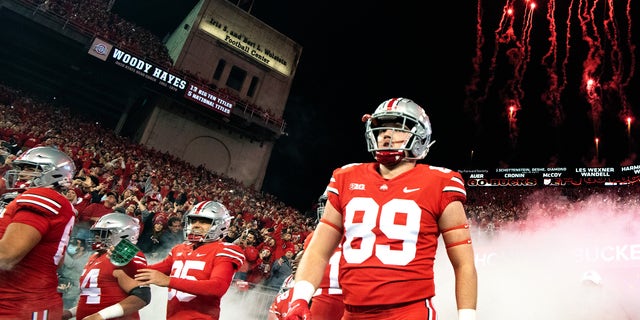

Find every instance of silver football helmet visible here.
[4,146,76,190]
[90,213,141,251]
[316,190,328,222]
[363,98,434,166]
[184,201,232,242]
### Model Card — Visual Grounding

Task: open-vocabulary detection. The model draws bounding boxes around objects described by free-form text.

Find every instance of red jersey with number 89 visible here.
[325,162,466,306]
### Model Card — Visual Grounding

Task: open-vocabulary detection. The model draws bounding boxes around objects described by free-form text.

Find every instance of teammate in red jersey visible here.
[268,230,343,320]
[269,192,344,320]
[64,213,150,320]
[286,98,478,320]
[268,272,297,320]
[304,193,344,320]
[0,146,77,320]
[135,201,245,320]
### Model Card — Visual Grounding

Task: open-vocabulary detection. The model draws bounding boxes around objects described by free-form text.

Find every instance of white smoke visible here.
[139,284,276,319]
[433,193,640,319]
[140,193,640,319]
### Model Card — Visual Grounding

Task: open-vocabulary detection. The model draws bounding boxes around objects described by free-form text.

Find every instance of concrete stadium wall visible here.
[139,104,272,188]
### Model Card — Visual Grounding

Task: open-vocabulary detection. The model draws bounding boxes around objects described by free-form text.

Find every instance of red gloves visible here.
[284,299,311,320]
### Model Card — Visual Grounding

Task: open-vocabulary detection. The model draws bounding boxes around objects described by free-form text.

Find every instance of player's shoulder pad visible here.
[425,164,456,174]
[219,242,245,267]
[15,188,68,216]
[421,164,462,179]
[339,162,363,170]
[333,162,365,176]
[222,242,245,256]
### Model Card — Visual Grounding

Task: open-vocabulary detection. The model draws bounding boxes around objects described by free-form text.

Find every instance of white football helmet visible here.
[184,201,232,242]
[90,213,141,251]
[4,146,76,190]
[363,98,434,166]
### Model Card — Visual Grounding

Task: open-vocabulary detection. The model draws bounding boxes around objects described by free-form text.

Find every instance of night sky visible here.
[114,1,640,211]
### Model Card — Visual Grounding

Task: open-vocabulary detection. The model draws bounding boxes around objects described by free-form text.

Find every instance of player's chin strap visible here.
[441,223,472,249]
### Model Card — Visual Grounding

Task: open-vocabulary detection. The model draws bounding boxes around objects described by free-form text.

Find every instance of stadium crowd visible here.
[2,82,639,317]
[1,1,638,319]
[0,83,314,306]
[466,183,640,237]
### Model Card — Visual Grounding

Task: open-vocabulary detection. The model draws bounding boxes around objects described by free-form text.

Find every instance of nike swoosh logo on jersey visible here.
[403,187,421,193]
[196,253,207,257]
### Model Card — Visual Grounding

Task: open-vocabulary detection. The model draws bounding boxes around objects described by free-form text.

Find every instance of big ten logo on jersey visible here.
[167,260,205,302]
[349,183,365,191]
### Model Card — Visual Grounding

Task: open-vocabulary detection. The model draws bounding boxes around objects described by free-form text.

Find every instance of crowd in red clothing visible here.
[0,83,314,290]
[3,81,639,296]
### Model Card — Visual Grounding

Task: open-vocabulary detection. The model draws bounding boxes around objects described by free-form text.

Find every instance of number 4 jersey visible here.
[325,162,467,306]
[76,250,148,319]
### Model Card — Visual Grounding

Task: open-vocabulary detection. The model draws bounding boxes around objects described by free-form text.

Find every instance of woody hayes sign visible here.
[89,38,186,92]
[88,38,232,116]
[109,48,187,92]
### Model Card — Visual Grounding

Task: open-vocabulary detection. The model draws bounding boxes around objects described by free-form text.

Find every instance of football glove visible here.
[284,299,311,320]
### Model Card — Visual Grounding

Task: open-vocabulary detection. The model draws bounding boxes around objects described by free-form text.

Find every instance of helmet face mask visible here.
[183,201,231,243]
[90,213,140,251]
[4,146,76,190]
[364,98,434,166]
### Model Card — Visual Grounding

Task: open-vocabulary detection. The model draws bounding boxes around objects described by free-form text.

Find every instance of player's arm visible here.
[145,254,174,274]
[136,260,238,297]
[439,200,478,319]
[73,259,153,320]
[291,200,342,303]
[114,269,151,305]
[0,222,41,270]
[78,269,151,320]
[172,260,237,296]
[113,267,144,292]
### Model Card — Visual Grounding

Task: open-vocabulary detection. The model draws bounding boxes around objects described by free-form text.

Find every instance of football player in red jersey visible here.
[0,146,77,320]
[135,201,245,320]
[305,193,344,320]
[268,230,343,320]
[271,193,344,320]
[64,213,150,320]
[286,98,478,320]
[268,272,297,320]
